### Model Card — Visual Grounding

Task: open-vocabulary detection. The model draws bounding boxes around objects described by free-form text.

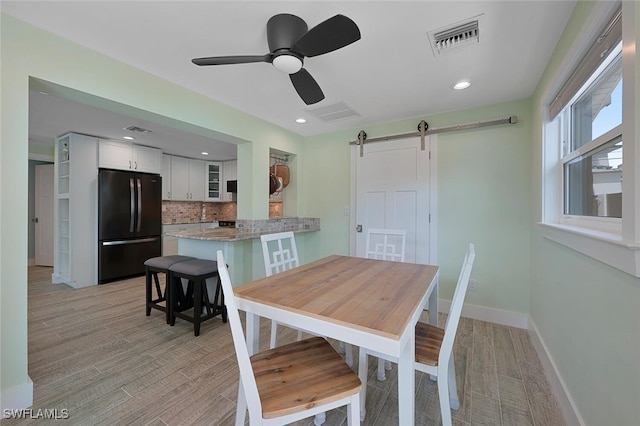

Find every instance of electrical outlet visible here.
[469,279,478,292]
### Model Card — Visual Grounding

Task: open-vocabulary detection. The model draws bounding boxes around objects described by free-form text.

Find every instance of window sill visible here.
[539,222,640,277]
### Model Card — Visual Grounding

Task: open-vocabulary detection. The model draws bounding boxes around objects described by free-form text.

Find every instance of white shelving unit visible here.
[53,133,99,288]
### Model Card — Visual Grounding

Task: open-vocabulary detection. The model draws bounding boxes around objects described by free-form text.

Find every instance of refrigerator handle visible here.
[129,178,135,232]
[137,179,142,232]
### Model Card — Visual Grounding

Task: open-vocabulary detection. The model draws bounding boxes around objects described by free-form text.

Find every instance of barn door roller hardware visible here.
[350,115,517,157]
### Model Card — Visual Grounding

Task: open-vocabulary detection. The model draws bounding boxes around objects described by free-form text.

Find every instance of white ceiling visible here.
[3,1,576,160]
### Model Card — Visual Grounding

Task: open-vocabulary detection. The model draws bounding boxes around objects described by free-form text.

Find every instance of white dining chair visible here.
[216,250,362,426]
[260,231,304,348]
[262,232,354,372]
[359,242,476,426]
[348,228,408,380]
[365,228,407,262]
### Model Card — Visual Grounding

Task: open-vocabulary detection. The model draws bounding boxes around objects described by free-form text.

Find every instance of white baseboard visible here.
[1,377,33,412]
[528,318,584,426]
[438,299,529,329]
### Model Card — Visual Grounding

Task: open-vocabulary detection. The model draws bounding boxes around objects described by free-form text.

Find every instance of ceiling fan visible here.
[191,13,361,105]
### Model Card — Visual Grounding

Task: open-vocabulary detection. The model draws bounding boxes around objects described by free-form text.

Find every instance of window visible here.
[540,2,640,277]
[561,48,622,218]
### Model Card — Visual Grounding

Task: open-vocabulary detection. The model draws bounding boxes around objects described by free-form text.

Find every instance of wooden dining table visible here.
[233,254,439,425]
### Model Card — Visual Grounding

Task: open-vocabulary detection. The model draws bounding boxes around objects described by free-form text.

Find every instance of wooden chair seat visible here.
[415,322,445,366]
[252,336,362,419]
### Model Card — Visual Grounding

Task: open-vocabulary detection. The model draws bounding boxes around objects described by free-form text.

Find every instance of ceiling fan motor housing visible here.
[267,14,308,53]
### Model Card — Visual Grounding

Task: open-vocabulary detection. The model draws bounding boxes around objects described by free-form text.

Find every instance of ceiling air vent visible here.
[305,101,360,123]
[123,125,152,133]
[428,17,480,56]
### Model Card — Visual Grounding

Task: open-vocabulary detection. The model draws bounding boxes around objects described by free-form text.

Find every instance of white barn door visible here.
[351,136,435,264]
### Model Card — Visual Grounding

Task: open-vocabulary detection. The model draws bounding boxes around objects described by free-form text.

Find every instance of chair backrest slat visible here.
[440,243,476,364]
[216,250,263,422]
[261,231,300,276]
[365,228,407,262]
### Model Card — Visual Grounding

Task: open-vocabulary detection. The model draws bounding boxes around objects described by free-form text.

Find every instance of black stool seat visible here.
[145,255,195,323]
[168,259,227,336]
[145,255,195,270]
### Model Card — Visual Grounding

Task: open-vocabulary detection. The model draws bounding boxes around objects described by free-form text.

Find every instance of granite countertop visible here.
[164,225,320,242]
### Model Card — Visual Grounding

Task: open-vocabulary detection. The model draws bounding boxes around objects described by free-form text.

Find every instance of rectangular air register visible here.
[428,17,481,56]
[306,101,360,123]
[123,125,152,133]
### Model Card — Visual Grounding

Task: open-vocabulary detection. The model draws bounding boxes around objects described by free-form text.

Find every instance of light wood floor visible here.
[8,266,566,425]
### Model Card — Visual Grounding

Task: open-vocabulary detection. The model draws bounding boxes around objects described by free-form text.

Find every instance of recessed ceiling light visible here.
[123,136,135,140]
[39,91,49,95]
[295,118,307,124]
[453,80,471,90]
[201,151,209,155]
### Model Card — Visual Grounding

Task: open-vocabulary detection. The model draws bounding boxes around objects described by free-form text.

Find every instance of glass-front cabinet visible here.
[205,161,222,201]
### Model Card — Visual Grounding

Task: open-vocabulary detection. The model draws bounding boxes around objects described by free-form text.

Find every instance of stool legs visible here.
[168,272,227,336]
[145,267,170,324]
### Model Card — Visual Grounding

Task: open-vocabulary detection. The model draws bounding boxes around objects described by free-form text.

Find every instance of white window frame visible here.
[540,1,640,277]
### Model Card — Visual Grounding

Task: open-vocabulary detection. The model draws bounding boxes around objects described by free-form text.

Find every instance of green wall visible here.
[528,1,640,424]
[303,100,532,312]
[0,13,304,406]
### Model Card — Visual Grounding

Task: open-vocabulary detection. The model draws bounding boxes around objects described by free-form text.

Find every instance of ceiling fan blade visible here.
[291,14,361,57]
[290,69,324,105]
[191,55,271,66]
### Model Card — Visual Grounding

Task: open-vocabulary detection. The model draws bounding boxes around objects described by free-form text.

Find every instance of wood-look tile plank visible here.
[519,361,566,426]
[471,334,499,399]
[492,324,521,379]
[20,267,567,426]
[63,388,131,426]
[470,391,502,426]
[415,372,441,426]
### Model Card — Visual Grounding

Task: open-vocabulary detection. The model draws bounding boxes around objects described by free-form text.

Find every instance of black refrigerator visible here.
[98,169,162,283]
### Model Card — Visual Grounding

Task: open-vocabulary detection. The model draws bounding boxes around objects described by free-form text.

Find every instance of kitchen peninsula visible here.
[165,217,320,285]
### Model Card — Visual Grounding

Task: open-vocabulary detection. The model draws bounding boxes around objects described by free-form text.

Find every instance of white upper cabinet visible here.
[170,156,205,201]
[161,154,172,200]
[98,140,162,174]
[222,160,237,201]
[132,144,162,174]
[205,161,222,201]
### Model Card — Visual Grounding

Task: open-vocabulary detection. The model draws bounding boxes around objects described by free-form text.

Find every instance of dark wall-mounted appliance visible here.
[227,180,237,193]
[98,169,162,283]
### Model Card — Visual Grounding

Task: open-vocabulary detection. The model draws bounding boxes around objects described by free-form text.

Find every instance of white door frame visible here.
[349,135,438,265]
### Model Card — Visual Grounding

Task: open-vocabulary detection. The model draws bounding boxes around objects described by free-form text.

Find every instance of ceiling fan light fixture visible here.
[272,54,303,74]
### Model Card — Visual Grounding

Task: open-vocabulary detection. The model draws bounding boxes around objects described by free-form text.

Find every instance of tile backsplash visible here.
[162,201,237,224]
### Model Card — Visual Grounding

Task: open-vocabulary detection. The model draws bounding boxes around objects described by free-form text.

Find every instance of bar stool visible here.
[168,259,228,336]
[144,255,195,323]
